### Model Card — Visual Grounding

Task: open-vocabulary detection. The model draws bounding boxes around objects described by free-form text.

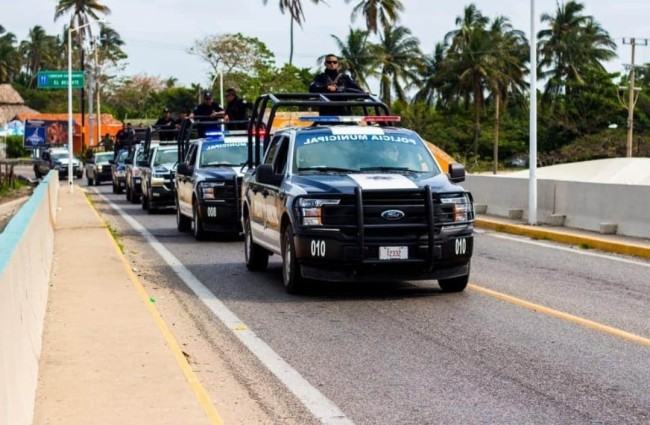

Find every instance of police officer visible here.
[190,92,225,137]
[154,108,176,141]
[224,88,252,130]
[190,91,225,120]
[309,54,364,115]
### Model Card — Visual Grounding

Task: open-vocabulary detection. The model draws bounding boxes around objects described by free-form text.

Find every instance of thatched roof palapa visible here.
[0,84,39,124]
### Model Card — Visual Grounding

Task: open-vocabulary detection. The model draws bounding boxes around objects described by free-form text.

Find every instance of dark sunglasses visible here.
[326,60,338,64]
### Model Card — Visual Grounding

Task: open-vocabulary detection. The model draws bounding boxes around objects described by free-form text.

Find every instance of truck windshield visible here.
[199,139,262,167]
[154,148,178,166]
[294,130,440,175]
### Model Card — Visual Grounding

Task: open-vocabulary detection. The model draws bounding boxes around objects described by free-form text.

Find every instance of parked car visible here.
[33,147,83,179]
[139,142,178,213]
[85,151,115,186]
[175,127,262,240]
[110,149,129,194]
[241,93,475,294]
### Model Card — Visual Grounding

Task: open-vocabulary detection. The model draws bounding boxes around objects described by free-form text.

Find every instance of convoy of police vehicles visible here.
[41,93,474,295]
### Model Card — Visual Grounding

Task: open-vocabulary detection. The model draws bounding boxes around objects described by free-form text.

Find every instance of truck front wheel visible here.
[282,226,305,294]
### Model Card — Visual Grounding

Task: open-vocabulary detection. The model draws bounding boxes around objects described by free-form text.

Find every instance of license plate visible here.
[379,246,408,260]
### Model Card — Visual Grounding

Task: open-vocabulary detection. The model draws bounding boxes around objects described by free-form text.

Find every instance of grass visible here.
[579,243,592,250]
[0,179,27,198]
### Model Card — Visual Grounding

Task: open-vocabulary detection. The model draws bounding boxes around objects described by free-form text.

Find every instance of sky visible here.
[4,0,650,93]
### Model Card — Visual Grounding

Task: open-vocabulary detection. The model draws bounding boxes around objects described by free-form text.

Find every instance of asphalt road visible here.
[87,181,650,425]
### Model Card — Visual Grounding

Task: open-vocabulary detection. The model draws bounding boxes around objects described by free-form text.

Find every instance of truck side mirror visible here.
[448,163,465,183]
[256,164,282,186]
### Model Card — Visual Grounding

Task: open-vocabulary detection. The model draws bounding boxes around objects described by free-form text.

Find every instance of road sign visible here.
[37,71,85,89]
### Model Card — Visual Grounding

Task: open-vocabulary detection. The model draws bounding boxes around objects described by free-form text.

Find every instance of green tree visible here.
[538,0,616,96]
[370,25,422,105]
[443,4,494,159]
[345,0,404,35]
[0,26,20,83]
[261,0,323,25]
[329,28,375,91]
[19,26,58,89]
[189,33,275,86]
[486,16,529,172]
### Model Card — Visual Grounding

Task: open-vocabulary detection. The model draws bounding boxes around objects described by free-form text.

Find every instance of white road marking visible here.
[95,190,355,425]
[485,232,650,268]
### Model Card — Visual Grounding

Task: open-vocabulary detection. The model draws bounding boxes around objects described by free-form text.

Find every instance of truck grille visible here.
[319,188,473,239]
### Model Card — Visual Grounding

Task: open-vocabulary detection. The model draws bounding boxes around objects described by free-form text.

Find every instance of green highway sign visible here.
[37,71,85,89]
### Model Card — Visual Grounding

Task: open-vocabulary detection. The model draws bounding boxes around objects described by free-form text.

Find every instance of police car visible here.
[174,119,262,240]
[241,93,475,294]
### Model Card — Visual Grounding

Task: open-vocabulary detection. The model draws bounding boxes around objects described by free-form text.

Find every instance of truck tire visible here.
[282,226,305,294]
[244,215,269,271]
[438,273,469,293]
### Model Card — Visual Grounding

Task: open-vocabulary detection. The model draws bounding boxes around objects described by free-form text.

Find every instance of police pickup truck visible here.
[174,119,260,240]
[240,93,475,294]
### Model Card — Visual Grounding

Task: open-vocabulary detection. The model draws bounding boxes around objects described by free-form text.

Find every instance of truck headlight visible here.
[440,194,473,223]
[151,173,167,187]
[296,198,340,226]
[200,181,225,200]
[97,165,103,172]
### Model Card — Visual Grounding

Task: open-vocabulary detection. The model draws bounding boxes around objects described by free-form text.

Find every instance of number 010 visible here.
[311,240,326,257]
[455,238,467,255]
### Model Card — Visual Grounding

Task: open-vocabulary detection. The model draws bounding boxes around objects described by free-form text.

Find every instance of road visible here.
[86,181,650,425]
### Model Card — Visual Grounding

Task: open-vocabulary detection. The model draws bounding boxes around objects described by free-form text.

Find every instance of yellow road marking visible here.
[469,284,650,347]
[84,192,225,425]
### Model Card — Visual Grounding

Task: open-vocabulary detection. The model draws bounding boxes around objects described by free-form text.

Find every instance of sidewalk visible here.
[32,186,222,425]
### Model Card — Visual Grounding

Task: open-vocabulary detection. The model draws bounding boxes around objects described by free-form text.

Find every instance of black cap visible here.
[204,91,212,99]
[162,108,170,113]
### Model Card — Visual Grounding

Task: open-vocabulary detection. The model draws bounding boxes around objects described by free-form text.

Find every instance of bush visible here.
[5,136,28,158]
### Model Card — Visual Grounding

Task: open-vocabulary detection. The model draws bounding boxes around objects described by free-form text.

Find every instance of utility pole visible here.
[622,38,648,157]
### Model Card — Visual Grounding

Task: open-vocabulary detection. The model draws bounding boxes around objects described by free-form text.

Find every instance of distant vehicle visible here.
[174,120,261,240]
[124,144,146,204]
[110,149,129,194]
[33,146,82,180]
[139,142,178,213]
[85,151,115,186]
[241,93,475,294]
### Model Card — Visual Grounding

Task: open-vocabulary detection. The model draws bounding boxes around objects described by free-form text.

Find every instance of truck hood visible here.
[289,172,465,195]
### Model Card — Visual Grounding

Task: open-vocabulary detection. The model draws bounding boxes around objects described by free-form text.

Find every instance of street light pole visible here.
[67,19,104,193]
[529,0,538,225]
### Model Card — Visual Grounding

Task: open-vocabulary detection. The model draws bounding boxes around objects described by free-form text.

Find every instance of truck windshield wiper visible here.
[360,166,419,173]
[298,166,357,173]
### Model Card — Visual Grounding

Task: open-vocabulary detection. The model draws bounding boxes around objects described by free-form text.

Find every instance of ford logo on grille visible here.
[381,209,405,221]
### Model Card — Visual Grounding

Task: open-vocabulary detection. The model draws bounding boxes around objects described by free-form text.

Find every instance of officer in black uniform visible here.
[154,108,176,141]
[224,88,252,130]
[309,54,364,116]
[190,92,225,137]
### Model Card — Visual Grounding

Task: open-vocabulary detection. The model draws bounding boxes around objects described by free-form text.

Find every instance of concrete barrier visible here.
[0,172,58,425]
[461,175,650,239]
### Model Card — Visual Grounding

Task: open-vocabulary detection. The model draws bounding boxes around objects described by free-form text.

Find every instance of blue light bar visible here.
[298,115,401,123]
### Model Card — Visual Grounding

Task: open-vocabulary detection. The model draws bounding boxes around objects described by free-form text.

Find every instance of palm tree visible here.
[0,26,20,83]
[54,0,111,143]
[345,0,404,35]
[443,5,493,159]
[538,0,616,96]
[330,28,375,91]
[486,16,529,173]
[262,0,323,65]
[414,42,448,106]
[370,25,422,105]
[262,0,323,25]
[19,26,57,89]
[97,24,126,66]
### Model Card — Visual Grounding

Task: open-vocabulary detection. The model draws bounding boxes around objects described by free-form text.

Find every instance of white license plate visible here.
[379,246,408,260]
